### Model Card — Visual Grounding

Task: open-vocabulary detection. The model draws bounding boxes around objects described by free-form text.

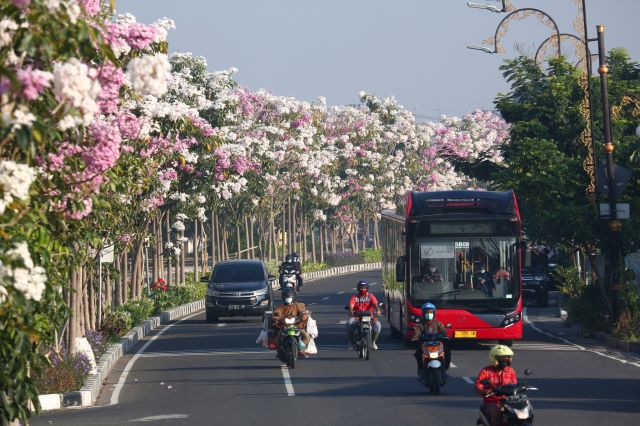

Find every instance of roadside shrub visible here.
[33,345,92,394]
[614,273,640,341]
[556,266,610,335]
[361,248,382,263]
[121,298,155,326]
[302,262,328,272]
[85,329,110,359]
[324,252,362,267]
[101,308,132,338]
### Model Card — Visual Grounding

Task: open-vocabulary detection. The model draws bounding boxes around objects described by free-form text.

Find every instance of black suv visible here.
[205,259,276,323]
[521,268,551,307]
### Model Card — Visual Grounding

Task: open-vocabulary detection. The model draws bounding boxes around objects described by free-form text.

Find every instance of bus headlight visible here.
[501,312,521,327]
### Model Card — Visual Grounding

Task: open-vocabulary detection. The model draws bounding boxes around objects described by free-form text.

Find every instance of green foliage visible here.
[120,299,155,327]
[613,271,640,341]
[556,266,610,335]
[101,309,133,338]
[302,262,328,272]
[361,248,382,263]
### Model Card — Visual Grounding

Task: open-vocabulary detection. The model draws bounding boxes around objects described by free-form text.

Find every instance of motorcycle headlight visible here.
[429,352,439,359]
[284,317,296,325]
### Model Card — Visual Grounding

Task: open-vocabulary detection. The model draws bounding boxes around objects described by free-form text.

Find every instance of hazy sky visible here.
[117,0,640,119]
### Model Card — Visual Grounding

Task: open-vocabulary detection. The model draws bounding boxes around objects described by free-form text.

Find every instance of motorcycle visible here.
[276,315,305,369]
[477,369,538,426]
[346,303,383,361]
[417,331,448,395]
[351,311,374,360]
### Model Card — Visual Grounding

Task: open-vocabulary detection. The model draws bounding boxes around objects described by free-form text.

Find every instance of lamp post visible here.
[596,24,623,321]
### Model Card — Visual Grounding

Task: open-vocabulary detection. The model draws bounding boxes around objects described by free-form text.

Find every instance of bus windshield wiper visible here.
[432,288,475,300]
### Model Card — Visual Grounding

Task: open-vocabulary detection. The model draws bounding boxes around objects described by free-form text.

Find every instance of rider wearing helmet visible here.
[475,345,518,426]
[347,280,382,349]
[272,287,310,348]
[291,252,303,290]
[279,253,303,291]
[412,302,450,373]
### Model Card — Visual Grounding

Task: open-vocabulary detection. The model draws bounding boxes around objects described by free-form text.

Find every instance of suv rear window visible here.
[212,264,264,283]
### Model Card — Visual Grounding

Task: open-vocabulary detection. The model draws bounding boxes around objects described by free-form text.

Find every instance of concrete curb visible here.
[38,263,382,411]
[38,299,205,411]
[593,331,640,353]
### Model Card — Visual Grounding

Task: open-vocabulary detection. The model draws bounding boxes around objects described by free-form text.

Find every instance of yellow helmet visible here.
[489,344,514,366]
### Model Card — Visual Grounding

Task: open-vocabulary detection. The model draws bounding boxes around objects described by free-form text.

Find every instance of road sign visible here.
[596,159,632,201]
[599,203,630,219]
[100,244,115,263]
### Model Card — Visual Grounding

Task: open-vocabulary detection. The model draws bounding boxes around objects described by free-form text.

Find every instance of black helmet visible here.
[357,280,369,294]
[285,254,293,263]
[282,287,295,303]
[292,251,300,259]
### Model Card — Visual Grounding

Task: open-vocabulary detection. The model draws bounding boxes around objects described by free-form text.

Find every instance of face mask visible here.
[480,269,486,274]
[426,312,434,320]
[497,358,511,369]
[284,297,293,304]
[358,289,367,295]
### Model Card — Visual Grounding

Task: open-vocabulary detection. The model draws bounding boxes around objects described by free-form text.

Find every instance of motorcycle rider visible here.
[475,345,518,426]
[412,302,451,375]
[272,287,310,350]
[347,280,382,350]
[291,251,303,290]
[279,254,303,291]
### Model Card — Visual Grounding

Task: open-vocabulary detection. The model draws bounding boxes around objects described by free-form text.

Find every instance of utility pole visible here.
[596,24,622,322]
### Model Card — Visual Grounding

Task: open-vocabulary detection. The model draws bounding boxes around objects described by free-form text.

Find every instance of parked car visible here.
[521,267,552,307]
[205,259,276,323]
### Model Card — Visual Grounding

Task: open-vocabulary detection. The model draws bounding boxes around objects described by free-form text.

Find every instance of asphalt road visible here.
[34,271,640,426]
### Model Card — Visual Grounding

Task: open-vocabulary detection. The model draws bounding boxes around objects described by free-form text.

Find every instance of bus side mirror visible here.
[395,256,406,282]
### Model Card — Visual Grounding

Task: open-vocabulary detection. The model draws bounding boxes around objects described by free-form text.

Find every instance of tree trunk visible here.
[302,217,308,262]
[121,251,129,304]
[311,222,317,263]
[69,268,78,355]
[235,223,241,259]
[374,218,380,249]
[180,230,186,285]
[244,216,251,259]
[200,219,208,274]
[105,267,112,312]
[210,210,217,267]
[194,219,199,281]
[166,214,172,286]
[80,267,88,335]
[89,272,96,331]
[223,226,229,260]
[114,254,122,306]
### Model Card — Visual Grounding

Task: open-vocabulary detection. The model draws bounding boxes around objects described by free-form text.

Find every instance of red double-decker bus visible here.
[382,190,523,346]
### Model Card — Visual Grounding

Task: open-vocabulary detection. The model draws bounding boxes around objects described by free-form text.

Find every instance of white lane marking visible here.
[110,310,203,406]
[280,365,295,396]
[130,414,190,422]
[523,307,640,368]
[217,323,226,327]
[322,297,330,301]
[463,376,474,385]
[338,320,348,325]
[308,302,317,306]
[370,282,378,286]
[139,348,272,358]
[337,291,345,295]
[449,362,457,368]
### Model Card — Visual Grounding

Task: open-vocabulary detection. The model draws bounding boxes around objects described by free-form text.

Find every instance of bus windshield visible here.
[409,236,519,310]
